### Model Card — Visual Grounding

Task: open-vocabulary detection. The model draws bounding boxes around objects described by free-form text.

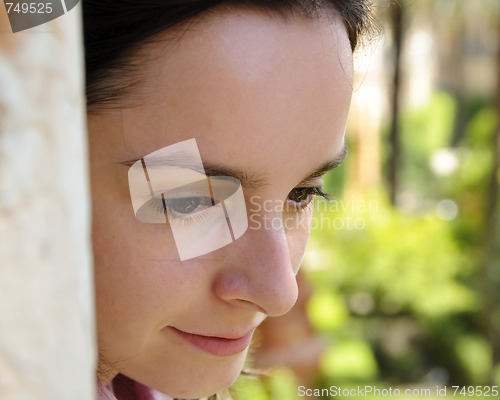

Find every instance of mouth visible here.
[170,327,255,357]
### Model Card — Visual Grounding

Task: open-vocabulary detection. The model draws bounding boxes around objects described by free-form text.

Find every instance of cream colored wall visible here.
[0,6,95,400]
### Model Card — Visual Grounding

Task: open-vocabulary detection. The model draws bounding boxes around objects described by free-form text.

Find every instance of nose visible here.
[213,213,299,317]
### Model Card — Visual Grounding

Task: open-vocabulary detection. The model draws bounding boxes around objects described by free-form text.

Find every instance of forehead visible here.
[107,7,353,185]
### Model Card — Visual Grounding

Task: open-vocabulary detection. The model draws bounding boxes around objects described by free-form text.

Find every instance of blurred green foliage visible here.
[304,92,498,390]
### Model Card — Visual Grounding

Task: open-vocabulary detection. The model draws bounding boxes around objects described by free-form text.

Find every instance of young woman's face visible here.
[88,7,353,399]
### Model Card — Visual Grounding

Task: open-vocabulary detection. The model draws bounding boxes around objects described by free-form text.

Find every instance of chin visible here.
[143,350,249,399]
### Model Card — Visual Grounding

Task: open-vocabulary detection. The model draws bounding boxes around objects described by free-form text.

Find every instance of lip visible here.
[170,327,255,357]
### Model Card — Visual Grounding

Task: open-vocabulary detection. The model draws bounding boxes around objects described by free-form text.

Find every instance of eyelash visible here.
[144,186,331,227]
[146,195,218,226]
[286,187,332,212]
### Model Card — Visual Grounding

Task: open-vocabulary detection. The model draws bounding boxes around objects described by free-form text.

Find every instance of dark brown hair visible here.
[82,0,376,109]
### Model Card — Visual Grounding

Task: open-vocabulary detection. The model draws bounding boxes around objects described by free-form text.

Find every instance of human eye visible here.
[286,187,331,212]
[133,175,244,226]
[147,194,216,222]
[164,195,215,218]
[135,190,218,226]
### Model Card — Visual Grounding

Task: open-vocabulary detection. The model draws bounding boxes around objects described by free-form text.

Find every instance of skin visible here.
[88,6,353,399]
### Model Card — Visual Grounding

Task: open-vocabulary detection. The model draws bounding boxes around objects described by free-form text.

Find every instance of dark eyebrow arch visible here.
[117,154,267,188]
[117,144,347,189]
[298,144,348,186]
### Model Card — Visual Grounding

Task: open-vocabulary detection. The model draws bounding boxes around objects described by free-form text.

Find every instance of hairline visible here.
[86,1,353,112]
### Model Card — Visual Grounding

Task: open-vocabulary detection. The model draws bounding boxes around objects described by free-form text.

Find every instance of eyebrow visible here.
[118,144,348,189]
[299,144,348,185]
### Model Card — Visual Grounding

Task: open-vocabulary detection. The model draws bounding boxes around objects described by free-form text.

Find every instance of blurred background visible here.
[233,0,500,398]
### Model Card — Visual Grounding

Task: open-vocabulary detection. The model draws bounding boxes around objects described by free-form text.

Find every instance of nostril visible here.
[236,298,267,314]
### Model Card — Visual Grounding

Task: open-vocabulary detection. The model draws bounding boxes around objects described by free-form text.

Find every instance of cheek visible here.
[92,223,202,364]
[91,169,179,265]
[284,209,313,274]
[91,188,185,333]
[93,217,182,308]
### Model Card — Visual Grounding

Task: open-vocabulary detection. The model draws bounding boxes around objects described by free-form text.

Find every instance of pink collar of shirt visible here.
[97,375,173,400]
